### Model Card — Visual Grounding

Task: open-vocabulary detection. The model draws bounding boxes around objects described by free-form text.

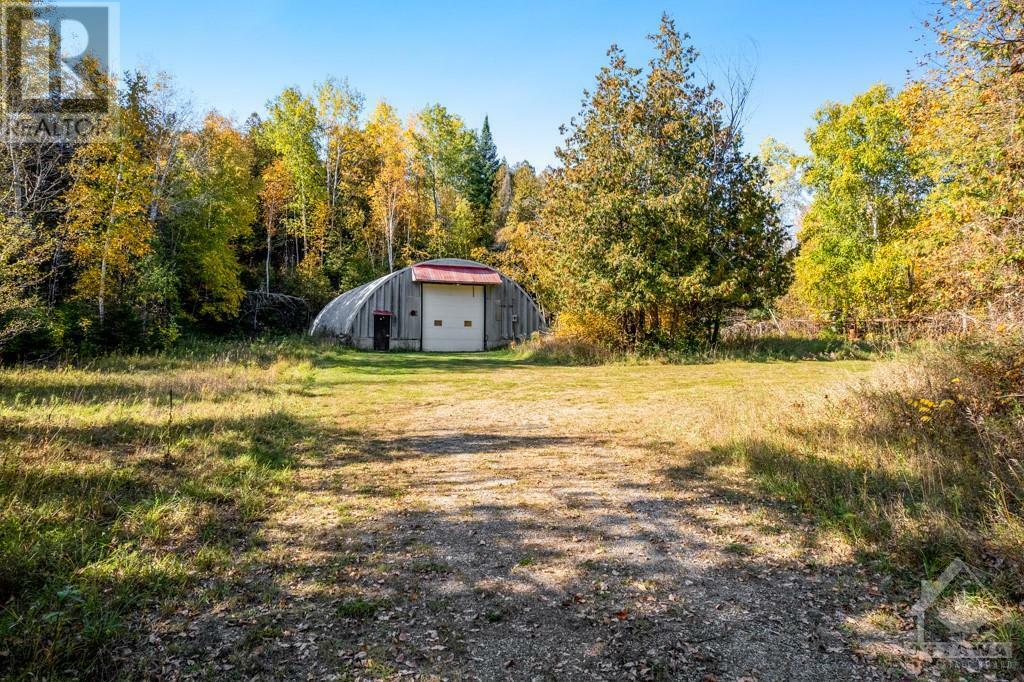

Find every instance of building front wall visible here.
[351,335,419,351]
[313,260,547,350]
[421,284,485,352]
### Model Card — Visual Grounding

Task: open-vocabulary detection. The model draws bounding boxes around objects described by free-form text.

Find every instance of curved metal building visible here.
[309,259,546,351]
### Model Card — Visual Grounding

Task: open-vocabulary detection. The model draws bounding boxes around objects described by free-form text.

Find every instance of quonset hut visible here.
[309,259,546,352]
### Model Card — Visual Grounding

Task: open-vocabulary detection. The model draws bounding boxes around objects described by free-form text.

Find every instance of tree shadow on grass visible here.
[0,408,355,680]
[129,433,906,681]
[704,336,878,363]
[350,432,599,460]
[1,398,939,680]
[308,349,534,375]
[1,411,315,468]
[2,414,593,678]
[710,435,1022,590]
[666,436,1024,607]
[665,439,924,519]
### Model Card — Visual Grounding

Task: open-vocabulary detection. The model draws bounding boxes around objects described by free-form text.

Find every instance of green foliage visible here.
[412,104,475,197]
[365,101,409,272]
[758,137,807,237]
[467,116,500,216]
[901,1,1024,312]
[410,104,483,257]
[0,366,301,677]
[792,3,1024,325]
[58,73,254,351]
[7,1,1021,358]
[483,163,549,302]
[336,597,390,619]
[794,84,930,321]
[63,76,157,334]
[0,64,530,356]
[722,336,1024,599]
[0,217,49,347]
[172,114,258,320]
[543,15,792,347]
[260,88,325,273]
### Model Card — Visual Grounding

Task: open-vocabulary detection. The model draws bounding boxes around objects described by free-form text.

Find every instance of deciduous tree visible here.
[794,85,930,321]
[173,114,258,319]
[63,84,155,329]
[263,88,324,267]
[366,102,410,272]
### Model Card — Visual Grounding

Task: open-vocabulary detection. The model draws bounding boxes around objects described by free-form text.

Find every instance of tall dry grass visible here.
[720,337,1024,650]
[0,345,318,677]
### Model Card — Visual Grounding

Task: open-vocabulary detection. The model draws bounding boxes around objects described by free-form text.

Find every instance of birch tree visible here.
[263,88,323,267]
[173,114,258,319]
[795,85,929,321]
[63,89,155,329]
[366,102,409,272]
[259,158,293,293]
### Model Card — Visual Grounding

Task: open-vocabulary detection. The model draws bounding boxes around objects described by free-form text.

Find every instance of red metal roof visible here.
[411,264,502,285]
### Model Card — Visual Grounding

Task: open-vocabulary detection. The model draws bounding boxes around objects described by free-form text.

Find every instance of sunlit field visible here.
[1,339,1020,679]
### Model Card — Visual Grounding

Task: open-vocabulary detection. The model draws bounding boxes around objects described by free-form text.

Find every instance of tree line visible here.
[1,1,1020,356]
[0,66,546,353]
[767,0,1023,332]
[534,1,1024,347]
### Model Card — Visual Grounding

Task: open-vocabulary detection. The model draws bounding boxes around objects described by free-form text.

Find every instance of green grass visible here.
[336,597,390,619]
[693,339,1024,660]
[409,558,449,574]
[755,345,1017,569]
[0,347,313,677]
[1,335,1019,676]
[514,332,880,366]
[0,341,552,677]
[722,542,753,556]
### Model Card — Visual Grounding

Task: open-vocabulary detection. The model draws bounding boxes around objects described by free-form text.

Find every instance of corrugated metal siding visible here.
[349,268,419,343]
[484,277,545,346]
[412,264,502,285]
[311,258,546,349]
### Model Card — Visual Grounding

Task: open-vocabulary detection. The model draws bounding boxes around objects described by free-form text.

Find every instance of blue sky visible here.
[118,0,934,168]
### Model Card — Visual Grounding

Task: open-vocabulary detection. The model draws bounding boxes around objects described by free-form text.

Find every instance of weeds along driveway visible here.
[126,351,897,680]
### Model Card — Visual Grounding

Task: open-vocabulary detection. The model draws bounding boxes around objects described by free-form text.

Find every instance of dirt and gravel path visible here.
[135,359,901,681]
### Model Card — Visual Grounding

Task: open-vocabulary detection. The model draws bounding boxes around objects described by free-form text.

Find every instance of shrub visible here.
[731,335,1024,600]
[514,332,612,366]
[549,310,623,349]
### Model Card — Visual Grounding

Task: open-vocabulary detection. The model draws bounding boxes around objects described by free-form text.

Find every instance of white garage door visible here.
[422,283,484,352]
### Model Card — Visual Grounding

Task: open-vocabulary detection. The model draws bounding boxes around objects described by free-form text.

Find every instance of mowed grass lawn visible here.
[1,340,1018,679]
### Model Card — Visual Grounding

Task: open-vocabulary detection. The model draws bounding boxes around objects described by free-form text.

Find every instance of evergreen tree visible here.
[468,116,500,214]
[543,15,792,347]
[488,161,513,231]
